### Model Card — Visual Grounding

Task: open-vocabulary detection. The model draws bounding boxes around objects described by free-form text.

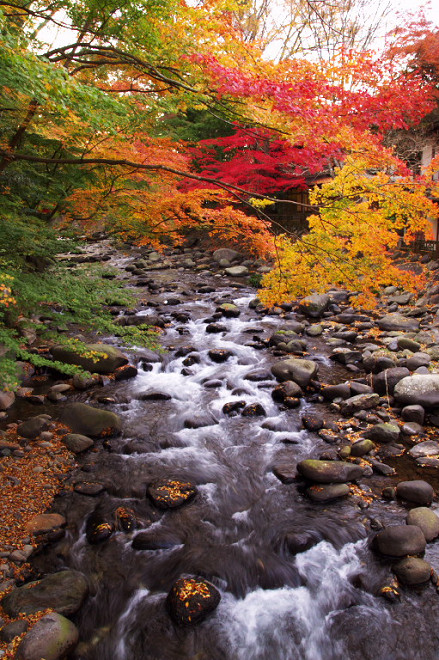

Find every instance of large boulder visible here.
[376,313,420,332]
[372,367,410,396]
[392,558,432,585]
[297,459,364,483]
[50,343,128,374]
[394,374,439,407]
[59,403,121,438]
[1,570,88,617]
[212,248,241,264]
[16,613,78,660]
[298,294,330,318]
[374,525,426,557]
[271,358,318,387]
[396,480,434,506]
[406,507,439,541]
[166,577,221,625]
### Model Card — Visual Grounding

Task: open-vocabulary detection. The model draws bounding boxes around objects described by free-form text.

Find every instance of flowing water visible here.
[31,267,439,660]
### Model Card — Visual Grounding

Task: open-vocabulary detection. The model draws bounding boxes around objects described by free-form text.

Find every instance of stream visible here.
[26,245,439,660]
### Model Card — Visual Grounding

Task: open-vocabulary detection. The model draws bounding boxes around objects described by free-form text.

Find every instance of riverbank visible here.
[2,237,439,659]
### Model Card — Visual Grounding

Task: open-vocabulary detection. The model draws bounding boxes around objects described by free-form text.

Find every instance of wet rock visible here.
[222,401,246,416]
[208,349,233,363]
[206,323,227,333]
[392,558,432,585]
[272,381,303,403]
[307,483,350,502]
[374,525,426,557]
[364,423,400,444]
[241,403,266,417]
[330,348,362,365]
[184,412,218,428]
[339,393,380,416]
[61,433,94,453]
[60,403,121,438]
[350,439,375,457]
[137,390,172,401]
[406,507,439,541]
[16,612,78,660]
[271,358,318,387]
[297,459,364,483]
[85,514,114,544]
[298,294,330,318]
[401,405,425,425]
[245,369,272,382]
[321,383,351,401]
[396,480,434,506]
[147,479,197,509]
[50,343,128,374]
[72,373,100,390]
[408,441,439,458]
[114,364,138,380]
[371,367,410,396]
[114,507,137,532]
[377,313,420,332]
[394,374,439,407]
[166,576,221,625]
[132,531,181,550]
[17,415,50,439]
[285,531,319,554]
[397,337,421,352]
[301,412,325,431]
[272,464,297,484]
[217,303,240,318]
[73,481,105,496]
[368,459,396,476]
[25,513,66,536]
[1,570,88,616]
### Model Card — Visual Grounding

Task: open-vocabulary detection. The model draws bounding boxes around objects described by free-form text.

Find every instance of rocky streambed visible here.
[2,240,439,658]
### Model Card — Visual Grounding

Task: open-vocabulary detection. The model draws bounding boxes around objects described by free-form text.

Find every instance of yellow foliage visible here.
[259,157,437,309]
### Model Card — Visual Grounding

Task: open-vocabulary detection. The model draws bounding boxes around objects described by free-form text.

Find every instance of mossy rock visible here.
[51,343,128,374]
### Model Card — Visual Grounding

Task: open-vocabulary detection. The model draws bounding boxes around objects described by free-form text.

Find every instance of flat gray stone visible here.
[394,374,439,407]
[408,441,439,459]
[377,314,420,332]
[224,266,249,277]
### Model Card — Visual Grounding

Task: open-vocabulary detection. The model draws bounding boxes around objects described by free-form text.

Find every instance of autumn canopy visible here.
[1,0,439,324]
